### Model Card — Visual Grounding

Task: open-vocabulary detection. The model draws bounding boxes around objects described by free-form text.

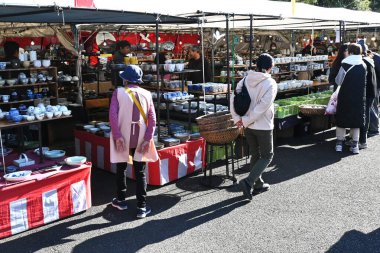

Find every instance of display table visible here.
[0,152,92,239]
[74,130,205,186]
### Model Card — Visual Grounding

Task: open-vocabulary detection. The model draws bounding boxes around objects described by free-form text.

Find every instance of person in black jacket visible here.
[335,43,366,154]
[358,43,377,149]
[329,44,348,91]
[368,51,380,136]
[187,45,211,84]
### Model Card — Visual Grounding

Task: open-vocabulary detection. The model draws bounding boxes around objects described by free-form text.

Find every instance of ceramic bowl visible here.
[42,59,51,67]
[22,61,30,68]
[0,79,5,86]
[33,60,41,68]
[35,113,44,120]
[62,110,71,116]
[59,106,68,112]
[6,79,17,86]
[100,125,111,132]
[29,77,37,84]
[65,156,86,166]
[44,150,65,159]
[19,78,28,85]
[45,111,53,119]
[46,76,54,81]
[54,111,62,118]
[0,62,6,70]
[12,115,23,122]
[26,115,35,121]
[84,125,94,131]
[89,127,99,134]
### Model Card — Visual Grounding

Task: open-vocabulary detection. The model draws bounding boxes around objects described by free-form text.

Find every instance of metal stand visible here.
[201,141,237,188]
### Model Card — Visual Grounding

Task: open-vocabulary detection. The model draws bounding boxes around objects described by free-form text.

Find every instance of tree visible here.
[275,0,372,11]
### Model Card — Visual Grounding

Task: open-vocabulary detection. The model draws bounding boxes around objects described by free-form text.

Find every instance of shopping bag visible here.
[325,86,340,115]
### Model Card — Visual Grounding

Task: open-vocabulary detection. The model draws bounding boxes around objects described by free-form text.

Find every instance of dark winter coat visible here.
[335,55,366,128]
[373,53,380,95]
[363,57,377,99]
[328,65,339,91]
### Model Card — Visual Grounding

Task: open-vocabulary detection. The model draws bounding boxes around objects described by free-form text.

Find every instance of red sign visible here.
[74,0,95,8]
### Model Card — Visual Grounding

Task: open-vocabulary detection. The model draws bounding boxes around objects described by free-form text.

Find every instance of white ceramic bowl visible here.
[26,115,35,121]
[45,112,53,119]
[54,111,62,117]
[89,127,99,134]
[35,113,44,120]
[33,60,42,68]
[22,61,30,68]
[62,110,71,116]
[59,106,68,112]
[42,59,51,68]
[65,156,87,166]
[83,125,94,131]
[6,79,17,86]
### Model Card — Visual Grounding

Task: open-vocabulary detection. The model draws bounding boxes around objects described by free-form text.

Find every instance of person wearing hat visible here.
[109,65,158,218]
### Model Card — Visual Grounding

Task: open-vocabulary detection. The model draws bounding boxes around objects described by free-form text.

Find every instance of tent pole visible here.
[339,21,343,43]
[249,14,253,69]
[211,28,215,82]
[226,14,230,110]
[72,25,83,106]
[291,30,295,57]
[156,15,161,141]
[201,17,205,83]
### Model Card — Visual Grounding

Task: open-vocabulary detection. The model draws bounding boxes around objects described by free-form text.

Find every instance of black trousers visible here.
[116,149,147,208]
[360,98,374,144]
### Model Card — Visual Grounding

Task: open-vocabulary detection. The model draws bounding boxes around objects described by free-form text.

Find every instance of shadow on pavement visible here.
[326,227,380,253]
[0,194,181,253]
[233,130,351,186]
[71,196,248,253]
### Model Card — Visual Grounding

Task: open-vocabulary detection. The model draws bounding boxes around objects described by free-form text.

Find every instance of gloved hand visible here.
[139,140,150,154]
[115,138,125,152]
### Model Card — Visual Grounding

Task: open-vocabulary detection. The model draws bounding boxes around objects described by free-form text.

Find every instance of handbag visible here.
[233,77,251,116]
[325,86,340,115]
[125,87,148,125]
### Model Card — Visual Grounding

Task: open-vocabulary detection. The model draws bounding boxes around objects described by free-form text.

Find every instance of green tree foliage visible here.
[277,0,373,11]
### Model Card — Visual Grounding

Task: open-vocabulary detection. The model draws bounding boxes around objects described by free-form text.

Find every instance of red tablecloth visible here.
[0,161,92,239]
[74,130,206,186]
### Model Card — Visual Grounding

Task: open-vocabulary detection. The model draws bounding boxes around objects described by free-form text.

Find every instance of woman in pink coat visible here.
[109,65,158,218]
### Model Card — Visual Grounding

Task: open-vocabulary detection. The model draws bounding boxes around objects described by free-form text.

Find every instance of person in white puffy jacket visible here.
[230,53,278,201]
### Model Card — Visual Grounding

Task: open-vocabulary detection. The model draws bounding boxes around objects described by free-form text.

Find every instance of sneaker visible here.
[368,132,379,137]
[335,141,343,152]
[350,145,360,154]
[253,183,270,194]
[239,179,252,201]
[111,198,128,210]
[136,206,151,219]
[359,143,368,149]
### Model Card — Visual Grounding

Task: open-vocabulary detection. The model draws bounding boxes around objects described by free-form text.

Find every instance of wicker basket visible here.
[196,111,231,126]
[299,104,327,116]
[200,127,241,144]
[198,119,235,132]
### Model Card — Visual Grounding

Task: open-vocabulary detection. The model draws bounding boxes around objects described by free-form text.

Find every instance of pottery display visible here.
[33,60,42,68]
[42,59,51,67]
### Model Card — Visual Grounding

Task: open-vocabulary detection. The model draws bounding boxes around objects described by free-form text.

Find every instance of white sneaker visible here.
[350,145,360,154]
[335,144,343,152]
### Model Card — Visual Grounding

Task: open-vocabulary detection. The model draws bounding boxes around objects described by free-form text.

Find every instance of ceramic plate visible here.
[44,150,66,159]
[162,41,175,51]
[4,170,32,182]
[65,156,87,166]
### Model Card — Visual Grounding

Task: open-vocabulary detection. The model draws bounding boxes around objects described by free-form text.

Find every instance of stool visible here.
[201,141,237,187]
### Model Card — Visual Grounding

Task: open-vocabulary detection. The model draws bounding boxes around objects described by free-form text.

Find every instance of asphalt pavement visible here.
[1,129,380,253]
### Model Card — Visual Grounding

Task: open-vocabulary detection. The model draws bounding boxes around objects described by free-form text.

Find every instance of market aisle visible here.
[1,131,380,253]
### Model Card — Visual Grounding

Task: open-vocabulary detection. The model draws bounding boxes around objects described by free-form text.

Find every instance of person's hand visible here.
[115,138,125,152]
[139,140,150,154]
[236,120,244,128]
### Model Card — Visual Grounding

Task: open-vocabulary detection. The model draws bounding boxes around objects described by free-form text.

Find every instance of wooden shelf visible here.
[0,115,72,130]
[0,82,56,89]
[0,97,57,106]
[140,85,184,92]
[0,67,56,72]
